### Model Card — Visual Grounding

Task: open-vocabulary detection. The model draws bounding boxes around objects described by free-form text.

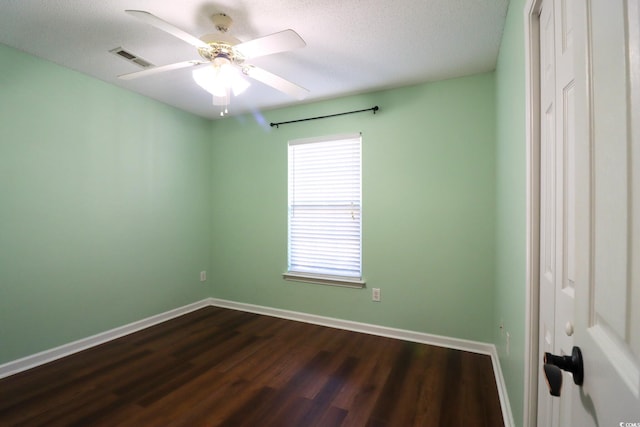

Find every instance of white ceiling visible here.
[0,0,509,120]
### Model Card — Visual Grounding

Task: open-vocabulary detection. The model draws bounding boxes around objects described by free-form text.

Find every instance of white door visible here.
[570,0,640,425]
[537,0,577,425]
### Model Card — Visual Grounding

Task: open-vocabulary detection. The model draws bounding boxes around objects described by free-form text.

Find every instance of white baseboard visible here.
[0,299,211,379]
[488,346,516,427]
[209,298,494,354]
[209,298,514,427]
[0,297,514,426]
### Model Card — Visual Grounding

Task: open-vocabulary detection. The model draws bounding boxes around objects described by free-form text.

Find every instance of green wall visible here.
[209,73,497,343]
[494,0,527,425]
[0,44,212,364]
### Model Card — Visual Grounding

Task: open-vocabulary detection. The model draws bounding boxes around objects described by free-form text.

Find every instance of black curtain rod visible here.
[270,106,379,128]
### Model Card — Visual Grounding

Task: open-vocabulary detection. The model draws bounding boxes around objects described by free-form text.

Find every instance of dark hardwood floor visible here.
[0,306,504,426]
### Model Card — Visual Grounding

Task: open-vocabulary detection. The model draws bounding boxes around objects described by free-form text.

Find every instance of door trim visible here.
[524,0,544,426]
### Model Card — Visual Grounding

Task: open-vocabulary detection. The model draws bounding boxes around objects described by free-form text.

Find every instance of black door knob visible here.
[542,346,584,397]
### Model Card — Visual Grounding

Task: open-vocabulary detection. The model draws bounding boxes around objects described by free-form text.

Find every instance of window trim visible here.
[282,272,366,288]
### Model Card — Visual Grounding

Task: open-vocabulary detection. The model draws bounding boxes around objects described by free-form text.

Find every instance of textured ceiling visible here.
[0,0,509,119]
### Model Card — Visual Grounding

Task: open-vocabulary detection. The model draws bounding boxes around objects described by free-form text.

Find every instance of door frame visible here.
[523,0,544,426]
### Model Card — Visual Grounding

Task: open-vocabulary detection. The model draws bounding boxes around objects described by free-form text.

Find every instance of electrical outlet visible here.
[200,271,207,282]
[372,288,381,302]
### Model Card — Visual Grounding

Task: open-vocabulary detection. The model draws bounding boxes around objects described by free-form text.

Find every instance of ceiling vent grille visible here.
[109,47,153,68]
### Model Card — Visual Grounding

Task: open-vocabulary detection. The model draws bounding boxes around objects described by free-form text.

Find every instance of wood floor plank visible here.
[338,341,401,426]
[295,356,358,425]
[118,365,242,426]
[217,386,279,427]
[312,405,349,427]
[365,341,416,426]
[262,395,315,427]
[412,345,450,426]
[0,306,504,426]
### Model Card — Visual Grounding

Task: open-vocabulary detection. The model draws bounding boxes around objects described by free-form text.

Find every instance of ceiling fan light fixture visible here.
[192,61,250,116]
[230,74,250,96]
[192,62,250,95]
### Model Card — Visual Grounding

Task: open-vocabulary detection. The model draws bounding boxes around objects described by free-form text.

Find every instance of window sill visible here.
[283,272,366,288]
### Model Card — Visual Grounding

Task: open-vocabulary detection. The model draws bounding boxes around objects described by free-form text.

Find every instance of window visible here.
[285,133,364,287]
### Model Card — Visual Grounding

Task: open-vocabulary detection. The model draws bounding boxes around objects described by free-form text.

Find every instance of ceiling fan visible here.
[120,10,309,115]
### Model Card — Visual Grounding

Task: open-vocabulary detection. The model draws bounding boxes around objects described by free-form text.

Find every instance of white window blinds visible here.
[287,133,362,280]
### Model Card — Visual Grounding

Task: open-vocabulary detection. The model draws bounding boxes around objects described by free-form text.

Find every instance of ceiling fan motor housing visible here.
[198,14,244,65]
[197,38,244,64]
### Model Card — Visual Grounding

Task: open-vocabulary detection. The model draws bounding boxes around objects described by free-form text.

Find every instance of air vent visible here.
[109,47,153,68]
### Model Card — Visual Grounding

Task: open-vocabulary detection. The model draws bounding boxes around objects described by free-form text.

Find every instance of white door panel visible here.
[572,0,640,424]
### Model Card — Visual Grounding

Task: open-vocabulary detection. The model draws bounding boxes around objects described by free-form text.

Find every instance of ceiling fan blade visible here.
[235,29,305,59]
[243,65,308,100]
[118,60,205,80]
[125,10,210,50]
